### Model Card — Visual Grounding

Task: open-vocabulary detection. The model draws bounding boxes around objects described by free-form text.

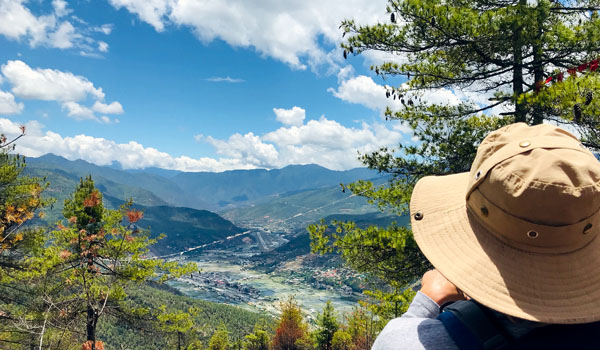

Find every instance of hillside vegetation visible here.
[98,283,272,349]
[104,195,246,255]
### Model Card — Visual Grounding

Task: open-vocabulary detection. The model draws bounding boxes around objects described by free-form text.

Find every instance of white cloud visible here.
[0,0,107,53]
[193,134,203,142]
[98,41,109,52]
[1,109,409,171]
[205,76,244,83]
[1,60,105,101]
[337,65,355,83]
[208,116,407,170]
[0,0,54,44]
[79,51,105,59]
[92,101,123,114]
[61,101,120,123]
[48,21,79,49]
[1,60,124,123]
[0,90,24,115]
[108,0,173,32]
[62,101,96,121]
[52,0,71,18]
[329,75,400,111]
[273,106,305,127]
[106,0,388,71]
[361,50,409,68]
[207,132,279,168]
[2,118,257,172]
[330,75,462,114]
[94,24,113,35]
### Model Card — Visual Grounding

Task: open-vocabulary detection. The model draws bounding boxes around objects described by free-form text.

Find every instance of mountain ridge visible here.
[28,153,381,211]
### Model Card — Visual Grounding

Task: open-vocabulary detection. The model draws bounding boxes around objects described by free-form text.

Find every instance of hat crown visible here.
[467,123,600,251]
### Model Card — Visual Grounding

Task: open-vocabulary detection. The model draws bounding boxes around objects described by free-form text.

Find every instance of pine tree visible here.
[345,306,381,350]
[38,176,196,349]
[314,301,339,350]
[342,0,600,128]
[208,324,231,350]
[330,330,351,350]
[0,127,48,270]
[157,305,200,350]
[0,129,55,349]
[244,321,270,350]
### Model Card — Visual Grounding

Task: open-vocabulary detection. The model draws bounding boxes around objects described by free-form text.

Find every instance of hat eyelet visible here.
[519,141,531,148]
[583,223,593,234]
[527,230,539,239]
[413,212,423,221]
[480,206,489,217]
[475,170,482,180]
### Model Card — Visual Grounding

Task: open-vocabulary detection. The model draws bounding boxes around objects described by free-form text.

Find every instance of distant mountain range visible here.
[28,154,381,211]
[26,154,387,254]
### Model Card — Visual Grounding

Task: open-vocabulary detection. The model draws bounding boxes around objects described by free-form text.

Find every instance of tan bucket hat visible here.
[410,122,600,324]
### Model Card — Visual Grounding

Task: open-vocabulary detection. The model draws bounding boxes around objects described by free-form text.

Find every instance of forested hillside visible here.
[105,196,246,255]
[97,283,272,349]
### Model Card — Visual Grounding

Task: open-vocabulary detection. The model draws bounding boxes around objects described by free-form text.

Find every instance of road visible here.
[150,230,252,260]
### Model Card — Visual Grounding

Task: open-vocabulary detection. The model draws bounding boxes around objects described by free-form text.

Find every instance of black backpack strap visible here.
[437,300,511,350]
[511,321,600,350]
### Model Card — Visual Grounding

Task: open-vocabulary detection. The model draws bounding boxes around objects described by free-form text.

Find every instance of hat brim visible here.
[411,172,600,324]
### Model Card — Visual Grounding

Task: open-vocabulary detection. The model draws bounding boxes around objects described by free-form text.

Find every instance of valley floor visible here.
[166,230,364,321]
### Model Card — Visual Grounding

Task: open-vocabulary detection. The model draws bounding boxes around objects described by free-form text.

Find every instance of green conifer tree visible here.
[0,128,48,271]
[157,305,201,350]
[0,129,55,349]
[244,321,270,350]
[330,330,351,350]
[314,301,339,350]
[38,176,196,349]
[208,324,231,350]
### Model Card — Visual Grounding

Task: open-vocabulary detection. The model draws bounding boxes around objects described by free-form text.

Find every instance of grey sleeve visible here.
[371,292,458,350]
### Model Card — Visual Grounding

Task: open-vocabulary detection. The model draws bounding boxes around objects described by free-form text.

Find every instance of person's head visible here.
[410,123,600,324]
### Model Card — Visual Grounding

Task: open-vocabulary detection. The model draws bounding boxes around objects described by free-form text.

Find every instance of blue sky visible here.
[0,0,455,171]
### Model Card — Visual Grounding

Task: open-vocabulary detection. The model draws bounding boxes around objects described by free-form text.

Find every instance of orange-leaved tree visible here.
[0,127,53,348]
[272,296,310,350]
[0,126,48,268]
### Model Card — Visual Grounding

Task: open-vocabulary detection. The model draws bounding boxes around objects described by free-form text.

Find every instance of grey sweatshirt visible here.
[372,292,542,350]
[372,292,458,350]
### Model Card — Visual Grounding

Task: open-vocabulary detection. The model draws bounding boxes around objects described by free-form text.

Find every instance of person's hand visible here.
[420,269,468,306]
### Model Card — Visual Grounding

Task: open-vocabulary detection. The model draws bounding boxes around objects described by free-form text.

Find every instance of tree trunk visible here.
[513,0,527,123]
[532,50,544,124]
[87,305,97,350]
[532,2,546,125]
